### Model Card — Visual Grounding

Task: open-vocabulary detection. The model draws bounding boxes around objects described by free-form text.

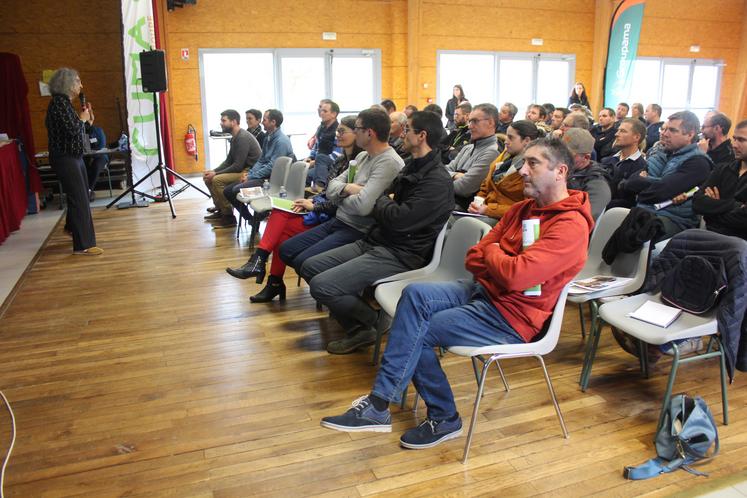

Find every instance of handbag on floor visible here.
[624,394,719,480]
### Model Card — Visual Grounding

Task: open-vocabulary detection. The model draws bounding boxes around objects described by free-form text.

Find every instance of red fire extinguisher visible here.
[185,124,198,161]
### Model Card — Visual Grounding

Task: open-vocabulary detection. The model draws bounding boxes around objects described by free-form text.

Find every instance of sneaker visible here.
[400,416,463,449]
[211,216,237,229]
[326,327,377,354]
[73,246,104,256]
[206,206,220,213]
[204,212,223,220]
[320,395,392,433]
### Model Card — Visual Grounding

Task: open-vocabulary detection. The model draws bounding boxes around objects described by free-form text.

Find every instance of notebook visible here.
[270,197,305,214]
[569,276,634,294]
[627,300,682,328]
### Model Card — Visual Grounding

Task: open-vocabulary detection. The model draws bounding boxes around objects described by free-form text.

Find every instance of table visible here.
[0,142,27,245]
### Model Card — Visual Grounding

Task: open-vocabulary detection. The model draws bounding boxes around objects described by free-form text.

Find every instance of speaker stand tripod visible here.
[106,92,210,217]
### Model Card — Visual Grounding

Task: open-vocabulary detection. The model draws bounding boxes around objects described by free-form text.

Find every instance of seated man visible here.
[220,109,294,228]
[563,128,611,221]
[550,107,570,131]
[279,108,404,276]
[245,108,266,145]
[621,111,712,241]
[496,102,518,135]
[441,102,472,164]
[445,103,500,210]
[320,137,593,448]
[693,119,747,239]
[644,103,664,153]
[388,111,412,164]
[699,111,735,168]
[303,111,454,354]
[603,117,647,209]
[552,111,591,139]
[590,108,617,161]
[404,104,418,118]
[203,109,262,227]
[306,99,340,190]
[616,102,630,124]
[525,104,552,134]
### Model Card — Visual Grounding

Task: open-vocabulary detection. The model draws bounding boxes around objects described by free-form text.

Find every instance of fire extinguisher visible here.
[185,124,198,161]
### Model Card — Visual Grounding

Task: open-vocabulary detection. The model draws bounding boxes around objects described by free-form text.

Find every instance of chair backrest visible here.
[584,207,646,277]
[370,221,448,286]
[438,217,493,280]
[533,283,572,355]
[285,161,309,200]
[267,156,293,195]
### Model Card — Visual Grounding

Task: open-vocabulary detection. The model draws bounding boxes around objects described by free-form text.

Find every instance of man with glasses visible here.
[302,111,453,355]
[623,111,712,241]
[279,108,404,280]
[699,111,735,168]
[445,103,500,209]
[693,119,747,239]
[441,101,472,163]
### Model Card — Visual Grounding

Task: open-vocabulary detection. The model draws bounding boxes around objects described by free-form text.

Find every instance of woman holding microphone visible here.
[45,68,102,255]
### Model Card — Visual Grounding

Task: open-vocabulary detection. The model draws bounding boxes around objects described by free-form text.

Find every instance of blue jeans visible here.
[372,280,523,421]
[309,153,334,188]
[278,218,364,278]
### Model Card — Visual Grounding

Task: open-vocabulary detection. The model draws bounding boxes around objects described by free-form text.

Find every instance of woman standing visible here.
[568,81,590,109]
[445,84,468,130]
[45,68,102,255]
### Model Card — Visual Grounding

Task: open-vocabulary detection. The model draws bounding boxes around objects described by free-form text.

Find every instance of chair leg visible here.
[578,303,586,339]
[717,337,729,425]
[494,361,509,392]
[657,343,681,430]
[235,211,243,240]
[579,302,602,391]
[637,339,650,378]
[297,275,302,287]
[462,357,493,464]
[371,310,388,366]
[400,385,408,410]
[537,355,569,439]
[106,165,113,197]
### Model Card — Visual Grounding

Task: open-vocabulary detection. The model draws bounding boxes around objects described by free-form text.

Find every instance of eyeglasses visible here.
[404,126,423,134]
[660,126,681,134]
[468,118,490,126]
[335,128,353,136]
[354,126,368,131]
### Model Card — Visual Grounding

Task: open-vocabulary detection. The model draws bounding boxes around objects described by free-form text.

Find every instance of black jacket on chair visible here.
[368,149,454,269]
[643,229,747,380]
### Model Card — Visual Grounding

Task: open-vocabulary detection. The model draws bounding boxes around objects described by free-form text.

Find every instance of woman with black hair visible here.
[445,84,468,130]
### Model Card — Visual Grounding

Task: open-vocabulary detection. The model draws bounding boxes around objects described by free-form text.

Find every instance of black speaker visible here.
[139,50,167,93]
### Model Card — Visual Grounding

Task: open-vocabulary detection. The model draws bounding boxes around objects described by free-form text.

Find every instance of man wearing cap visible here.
[563,128,611,221]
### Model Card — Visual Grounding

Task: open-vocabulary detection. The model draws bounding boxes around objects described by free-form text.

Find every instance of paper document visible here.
[627,300,682,328]
[569,275,634,294]
[271,197,305,214]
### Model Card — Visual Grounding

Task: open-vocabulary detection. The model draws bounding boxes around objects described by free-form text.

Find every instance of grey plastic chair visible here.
[371,217,493,365]
[284,161,310,201]
[236,156,293,244]
[450,284,572,463]
[598,292,727,430]
[570,207,650,390]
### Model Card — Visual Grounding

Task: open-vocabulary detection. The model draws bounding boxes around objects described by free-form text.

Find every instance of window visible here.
[623,57,722,123]
[438,51,575,117]
[199,49,381,169]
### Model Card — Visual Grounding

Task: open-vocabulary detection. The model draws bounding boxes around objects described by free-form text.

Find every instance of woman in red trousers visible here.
[225,115,363,302]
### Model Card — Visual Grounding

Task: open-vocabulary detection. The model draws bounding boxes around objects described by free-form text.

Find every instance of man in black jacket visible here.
[590,107,617,161]
[304,111,454,354]
[603,118,648,208]
[699,111,735,168]
[693,119,747,239]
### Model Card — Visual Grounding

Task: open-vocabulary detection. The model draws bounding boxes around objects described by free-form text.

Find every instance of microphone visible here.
[79,92,87,111]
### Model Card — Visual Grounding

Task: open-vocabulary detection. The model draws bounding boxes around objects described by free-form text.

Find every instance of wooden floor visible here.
[0,198,745,497]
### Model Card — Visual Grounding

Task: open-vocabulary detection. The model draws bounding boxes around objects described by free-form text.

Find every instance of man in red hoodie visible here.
[320,137,593,450]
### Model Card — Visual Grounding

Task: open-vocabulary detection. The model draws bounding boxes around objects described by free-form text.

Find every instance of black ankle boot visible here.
[250,275,286,303]
[226,252,267,283]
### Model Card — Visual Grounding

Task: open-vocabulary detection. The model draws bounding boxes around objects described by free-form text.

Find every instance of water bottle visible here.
[278,185,287,199]
[262,179,271,197]
[118,133,129,151]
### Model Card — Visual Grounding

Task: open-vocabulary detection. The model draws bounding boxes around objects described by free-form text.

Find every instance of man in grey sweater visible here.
[279,108,404,279]
[203,109,261,225]
[445,103,500,210]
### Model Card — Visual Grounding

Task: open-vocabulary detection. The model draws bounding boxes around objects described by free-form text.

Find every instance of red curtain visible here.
[150,0,176,185]
[0,52,42,193]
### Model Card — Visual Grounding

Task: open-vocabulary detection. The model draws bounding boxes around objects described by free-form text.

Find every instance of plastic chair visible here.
[598,292,728,430]
[570,207,650,390]
[371,217,492,365]
[236,156,293,244]
[284,161,310,200]
[449,284,572,463]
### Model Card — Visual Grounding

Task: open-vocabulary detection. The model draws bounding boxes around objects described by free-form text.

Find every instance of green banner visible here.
[604,0,646,107]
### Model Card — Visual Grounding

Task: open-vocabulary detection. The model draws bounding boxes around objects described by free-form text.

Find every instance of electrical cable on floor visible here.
[0,390,16,498]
